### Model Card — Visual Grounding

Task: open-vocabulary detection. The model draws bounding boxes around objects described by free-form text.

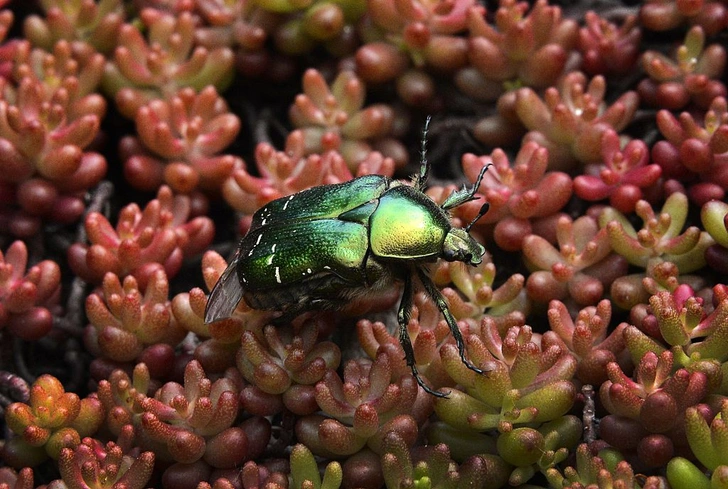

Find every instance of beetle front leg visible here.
[398,273,449,398]
[415,267,484,375]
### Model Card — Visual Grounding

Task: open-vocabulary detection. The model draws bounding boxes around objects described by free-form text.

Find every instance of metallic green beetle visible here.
[205,118,491,396]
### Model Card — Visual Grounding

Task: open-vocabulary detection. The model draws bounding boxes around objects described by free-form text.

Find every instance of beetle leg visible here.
[398,272,449,398]
[415,267,484,376]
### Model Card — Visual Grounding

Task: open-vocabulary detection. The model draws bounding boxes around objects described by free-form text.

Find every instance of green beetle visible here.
[205,118,490,396]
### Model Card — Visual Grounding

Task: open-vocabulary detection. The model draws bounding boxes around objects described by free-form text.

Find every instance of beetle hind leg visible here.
[398,273,449,398]
[415,267,484,376]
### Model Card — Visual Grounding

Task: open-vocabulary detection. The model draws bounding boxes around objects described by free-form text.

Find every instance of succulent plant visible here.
[574,129,662,214]
[12,40,107,112]
[67,185,215,286]
[623,285,727,392]
[120,85,243,194]
[289,69,405,169]
[428,141,573,251]
[23,0,125,56]
[6,1,728,487]
[0,240,61,341]
[544,299,628,386]
[456,0,578,102]
[599,192,714,273]
[702,200,728,273]
[84,270,187,380]
[171,250,279,377]
[667,456,728,489]
[269,0,366,61]
[295,351,425,457]
[195,460,289,489]
[48,438,155,489]
[0,46,107,236]
[434,323,578,434]
[599,349,711,467]
[357,291,465,394]
[638,26,726,110]
[523,215,628,305]
[194,0,271,52]
[640,0,728,36]
[652,95,728,205]
[97,360,269,476]
[355,0,474,105]
[579,11,641,77]
[223,131,394,215]
[236,317,341,416]
[431,256,528,329]
[381,431,510,489]
[546,443,667,489]
[515,72,639,170]
[102,9,235,118]
[0,467,35,489]
[289,443,343,489]
[683,399,728,473]
[4,375,104,468]
[495,417,582,485]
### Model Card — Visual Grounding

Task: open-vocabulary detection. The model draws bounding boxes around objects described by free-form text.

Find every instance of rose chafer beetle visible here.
[205,117,491,397]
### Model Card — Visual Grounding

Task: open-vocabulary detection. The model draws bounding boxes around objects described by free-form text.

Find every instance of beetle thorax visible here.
[442,228,485,265]
[369,186,450,260]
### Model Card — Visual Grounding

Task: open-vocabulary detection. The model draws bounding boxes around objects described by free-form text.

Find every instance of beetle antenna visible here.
[465,202,490,232]
[414,115,432,191]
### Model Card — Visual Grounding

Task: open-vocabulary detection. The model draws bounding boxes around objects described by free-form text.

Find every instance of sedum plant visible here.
[457,0,578,102]
[23,0,126,56]
[84,270,187,380]
[48,439,155,489]
[289,69,404,169]
[102,9,235,118]
[515,72,639,170]
[0,240,61,341]
[638,26,726,110]
[428,141,573,251]
[223,131,394,215]
[120,85,244,195]
[4,375,104,468]
[67,185,215,285]
[640,0,728,37]
[0,41,107,237]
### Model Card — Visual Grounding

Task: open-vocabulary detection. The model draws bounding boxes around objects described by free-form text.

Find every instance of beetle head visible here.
[442,228,485,265]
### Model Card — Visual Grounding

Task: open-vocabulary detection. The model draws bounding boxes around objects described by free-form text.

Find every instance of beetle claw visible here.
[410,363,449,398]
[461,357,484,375]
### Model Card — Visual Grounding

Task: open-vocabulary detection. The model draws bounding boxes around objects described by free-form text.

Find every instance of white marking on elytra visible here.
[282,195,294,210]
[248,233,264,256]
[275,267,281,284]
[264,244,277,265]
[261,218,267,226]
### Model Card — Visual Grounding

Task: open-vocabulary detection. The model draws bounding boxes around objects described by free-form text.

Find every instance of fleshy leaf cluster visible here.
[0,241,61,340]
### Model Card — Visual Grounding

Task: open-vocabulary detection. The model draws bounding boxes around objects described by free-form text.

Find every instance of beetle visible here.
[205,117,491,397]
